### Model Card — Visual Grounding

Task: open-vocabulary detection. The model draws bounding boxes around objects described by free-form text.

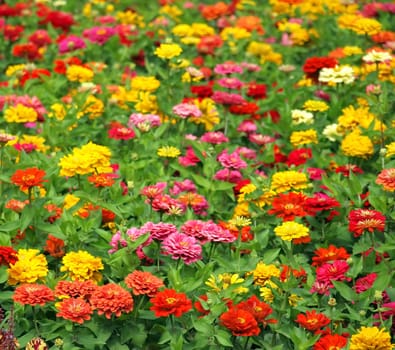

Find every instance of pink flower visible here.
[248,133,276,145]
[200,131,229,144]
[140,222,178,241]
[202,221,236,243]
[216,77,244,89]
[58,35,86,53]
[307,168,326,180]
[172,103,202,118]
[240,62,261,72]
[354,273,377,293]
[236,147,257,160]
[214,169,242,183]
[316,260,351,287]
[217,150,247,169]
[128,113,161,131]
[169,179,197,196]
[151,195,186,215]
[214,62,243,75]
[141,182,167,199]
[108,122,135,140]
[161,233,202,264]
[212,91,245,105]
[108,231,127,254]
[310,280,331,295]
[179,147,201,167]
[83,26,117,45]
[237,120,257,134]
[181,220,210,243]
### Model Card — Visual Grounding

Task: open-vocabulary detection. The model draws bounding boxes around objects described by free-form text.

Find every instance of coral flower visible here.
[56,298,93,324]
[44,235,65,258]
[124,270,164,297]
[13,284,54,306]
[236,295,277,326]
[313,334,348,350]
[10,167,46,192]
[55,280,98,300]
[149,288,192,317]
[312,245,350,267]
[348,209,386,237]
[376,168,395,192]
[268,192,308,221]
[349,326,393,350]
[90,283,134,319]
[220,308,260,336]
[295,310,331,332]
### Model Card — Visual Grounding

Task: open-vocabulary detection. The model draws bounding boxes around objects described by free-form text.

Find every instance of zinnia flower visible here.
[312,245,350,267]
[315,260,351,287]
[124,270,164,297]
[341,130,374,159]
[56,297,93,324]
[157,146,181,158]
[268,192,308,221]
[376,168,395,192]
[270,170,308,193]
[349,326,393,350]
[90,283,134,319]
[295,310,331,332]
[274,221,310,241]
[154,43,182,59]
[149,288,192,317]
[348,209,386,237]
[0,246,18,267]
[60,250,104,282]
[313,334,348,350]
[220,308,260,336]
[13,284,54,306]
[10,167,46,192]
[25,337,48,350]
[161,233,202,264]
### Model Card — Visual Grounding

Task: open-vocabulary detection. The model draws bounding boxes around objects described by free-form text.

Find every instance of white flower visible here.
[362,50,392,64]
[291,109,314,125]
[319,65,355,85]
[323,123,342,141]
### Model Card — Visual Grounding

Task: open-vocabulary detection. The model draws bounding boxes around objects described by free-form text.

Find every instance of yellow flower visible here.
[191,23,215,37]
[288,294,302,306]
[270,171,308,193]
[4,104,38,123]
[66,65,94,83]
[385,142,395,158]
[48,103,68,121]
[63,193,81,210]
[157,146,181,158]
[59,142,112,177]
[159,5,182,20]
[190,98,220,130]
[341,129,374,159]
[154,43,183,60]
[206,273,248,294]
[172,24,193,37]
[77,95,104,119]
[337,105,384,133]
[7,249,48,285]
[220,27,251,41]
[116,10,145,27]
[233,202,250,217]
[5,64,26,76]
[343,46,363,56]
[349,327,393,350]
[229,216,252,228]
[290,129,318,147]
[259,286,275,303]
[350,17,382,36]
[131,76,160,92]
[303,100,329,112]
[60,250,103,282]
[247,41,272,56]
[7,135,49,153]
[274,221,309,241]
[250,262,281,287]
[135,92,159,114]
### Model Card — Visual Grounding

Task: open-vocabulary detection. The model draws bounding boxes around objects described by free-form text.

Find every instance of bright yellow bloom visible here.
[191,23,215,37]
[220,27,251,40]
[233,202,250,217]
[274,221,309,241]
[228,216,252,228]
[66,65,94,83]
[48,103,68,121]
[59,142,112,177]
[206,273,248,294]
[337,105,384,133]
[190,98,220,130]
[270,171,308,193]
[341,129,374,159]
[7,134,49,153]
[116,10,145,27]
[110,86,139,109]
[385,142,395,158]
[7,249,48,285]
[250,262,281,287]
[303,100,329,112]
[260,286,275,303]
[63,193,81,210]
[290,129,318,147]
[4,104,38,123]
[247,41,273,56]
[349,327,393,350]
[135,92,159,114]
[131,76,160,92]
[172,24,193,37]
[159,5,182,20]
[5,64,26,76]
[343,46,363,56]
[60,250,104,282]
[350,17,382,36]
[77,95,104,119]
[154,43,183,60]
[157,146,181,158]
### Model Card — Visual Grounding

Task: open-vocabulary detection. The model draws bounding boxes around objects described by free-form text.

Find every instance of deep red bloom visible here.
[303,56,338,82]
[39,10,75,32]
[220,308,261,336]
[268,192,308,221]
[19,69,51,87]
[44,235,65,258]
[286,148,312,167]
[0,246,18,267]
[229,102,259,115]
[312,245,350,267]
[10,167,47,191]
[108,121,135,140]
[296,310,331,332]
[149,289,192,317]
[2,24,24,41]
[335,164,364,177]
[304,193,340,216]
[28,30,52,47]
[348,209,386,237]
[246,83,267,99]
[12,43,42,61]
[354,273,377,293]
[313,333,348,350]
[190,84,213,98]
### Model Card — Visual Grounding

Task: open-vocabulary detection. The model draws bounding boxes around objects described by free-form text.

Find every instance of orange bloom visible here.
[220,308,261,336]
[235,16,265,34]
[13,284,54,306]
[149,289,192,317]
[313,334,348,350]
[55,280,98,300]
[201,2,229,20]
[376,168,395,192]
[10,167,46,191]
[296,310,331,332]
[268,192,308,221]
[44,235,65,258]
[56,297,93,324]
[87,173,116,188]
[90,283,134,319]
[312,245,350,267]
[124,270,164,297]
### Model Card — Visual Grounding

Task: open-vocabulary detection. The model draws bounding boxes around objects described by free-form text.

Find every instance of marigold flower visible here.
[290,129,318,147]
[376,168,395,192]
[60,250,104,282]
[154,43,182,59]
[157,146,181,158]
[4,104,38,123]
[220,308,260,336]
[270,170,308,193]
[349,326,393,350]
[296,310,331,332]
[7,249,48,285]
[274,221,310,242]
[13,284,54,306]
[125,270,164,297]
[90,283,134,319]
[56,297,93,324]
[341,130,374,159]
[149,288,192,317]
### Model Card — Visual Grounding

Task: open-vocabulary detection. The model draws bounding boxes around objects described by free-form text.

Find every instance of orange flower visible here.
[124,270,164,297]
[13,283,54,306]
[268,192,308,221]
[87,173,116,188]
[311,245,350,267]
[149,289,192,317]
[55,280,98,300]
[200,2,229,20]
[235,16,265,34]
[220,308,261,336]
[56,297,93,324]
[376,168,395,192]
[296,310,331,332]
[90,283,134,319]
[44,235,65,258]
[313,334,348,350]
[10,167,46,191]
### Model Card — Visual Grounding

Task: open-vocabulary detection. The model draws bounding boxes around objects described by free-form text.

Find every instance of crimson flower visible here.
[149,289,192,317]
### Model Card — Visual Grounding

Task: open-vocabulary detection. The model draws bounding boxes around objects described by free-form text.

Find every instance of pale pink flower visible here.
[128,113,161,131]
[237,120,257,133]
[169,179,197,196]
[236,147,257,160]
[172,103,202,118]
[310,280,331,295]
[248,133,276,145]
[200,131,229,144]
[240,62,261,72]
[161,233,202,264]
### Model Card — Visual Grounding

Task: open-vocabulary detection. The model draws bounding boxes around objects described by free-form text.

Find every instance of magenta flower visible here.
[214,62,243,75]
[316,260,351,287]
[202,222,236,243]
[58,35,86,54]
[140,222,178,241]
[217,150,247,169]
[172,103,202,118]
[200,131,229,144]
[237,120,257,134]
[354,273,377,293]
[108,231,127,254]
[169,179,197,196]
[178,147,201,167]
[212,91,245,105]
[161,233,202,264]
[83,26,117,45]
[214,169,242,183]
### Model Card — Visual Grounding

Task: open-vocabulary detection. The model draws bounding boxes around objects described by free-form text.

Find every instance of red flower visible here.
[236,295,277,326]
[108,121,135,140]
[0,246,18,267]
[56,297,93,324]
[354,273,377,293]
[286,148,312,167]
[125,270,164,297]
[194,294,210,316]
[90,283,134,319]
[229,102,259,115]
[149,288,192,317]
[268,192,308,221]
[220,308,261,336]
[39,10,75,32]
[348,209,386,237]
[304,192,340,216]
[10,167,47,191]
[44,203,63,223]
[312,245,350,267]
[2,24,24,41]
[12,43,42,61]
[13,284,54,306]
[303,56,338,82]
[44,235,65,258]
[295,310,331,332]
[335,164,364,177]
[246,83,267,99]
[19,69,51,87]
[280,265,307,284]
[313,333,348,350]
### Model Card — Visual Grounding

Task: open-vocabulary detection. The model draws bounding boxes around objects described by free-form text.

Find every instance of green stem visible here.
[32,306,40,336]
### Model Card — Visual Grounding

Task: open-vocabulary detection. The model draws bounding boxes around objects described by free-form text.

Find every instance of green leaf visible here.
[214,329,233,347]
[263,248,281,263]
[332,280,358,302]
